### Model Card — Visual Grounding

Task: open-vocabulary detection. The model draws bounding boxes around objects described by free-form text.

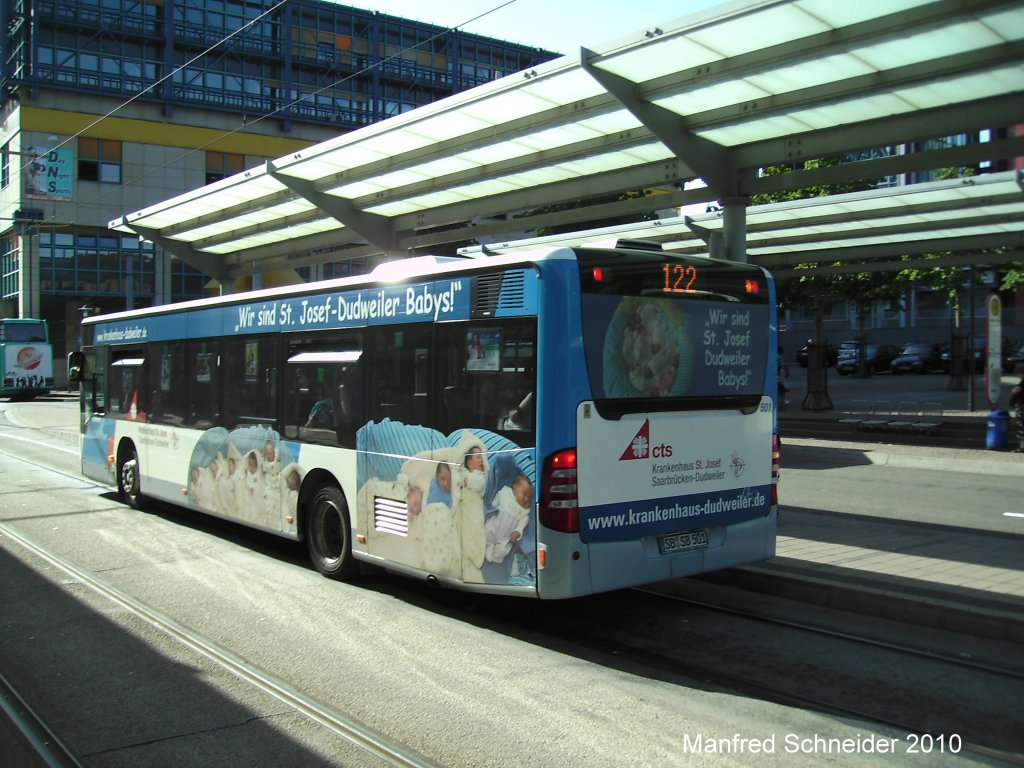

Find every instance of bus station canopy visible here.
[109,0,1024,283]
[460,171,1024,277]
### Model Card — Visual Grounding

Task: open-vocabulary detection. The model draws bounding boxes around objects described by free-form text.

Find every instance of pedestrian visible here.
[1010,370,1024,453]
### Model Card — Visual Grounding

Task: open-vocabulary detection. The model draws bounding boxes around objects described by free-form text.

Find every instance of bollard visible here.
[986,410,1010,450]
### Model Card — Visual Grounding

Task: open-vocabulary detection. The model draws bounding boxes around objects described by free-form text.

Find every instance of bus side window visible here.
[436,321,536,436]
[149,341,187,426]
[368,327,429,427]
[222,337,278,430]
[109,352,146,421]
[283,336,364,447]
[188,340,220,428]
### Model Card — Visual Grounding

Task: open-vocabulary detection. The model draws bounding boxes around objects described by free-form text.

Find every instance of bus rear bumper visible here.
[538,508,777,598]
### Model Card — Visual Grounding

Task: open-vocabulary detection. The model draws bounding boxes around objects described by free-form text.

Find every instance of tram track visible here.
[0,521,438,768]
[629,588,1024,766]
[0,434,439,766]
[0,667,85,768]
[637,586,1024,681]
[471,587,1024,766]
[593,631,1022,767]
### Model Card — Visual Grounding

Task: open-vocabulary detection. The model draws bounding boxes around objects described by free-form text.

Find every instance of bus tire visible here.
[118,444,146,510]
[306,486,357,580]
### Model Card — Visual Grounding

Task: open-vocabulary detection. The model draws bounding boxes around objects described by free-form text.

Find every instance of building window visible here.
[1,143,9,189]
[2,236,18,300]
[78,138,122,183]
[206,151,245,184]
[37,228,158,298]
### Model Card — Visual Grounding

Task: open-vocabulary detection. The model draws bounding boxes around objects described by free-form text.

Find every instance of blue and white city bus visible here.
[71,245,779,598]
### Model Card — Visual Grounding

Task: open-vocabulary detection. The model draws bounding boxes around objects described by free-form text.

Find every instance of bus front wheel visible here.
[306,486,357,580]
[118,445,146,510]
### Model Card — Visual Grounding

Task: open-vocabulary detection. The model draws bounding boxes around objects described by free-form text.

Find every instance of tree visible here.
[754,159,898,381]
[890,167,1024,388]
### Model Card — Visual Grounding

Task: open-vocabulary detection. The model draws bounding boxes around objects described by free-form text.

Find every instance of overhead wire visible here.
[15,0,291,177]
[14,0,525,235]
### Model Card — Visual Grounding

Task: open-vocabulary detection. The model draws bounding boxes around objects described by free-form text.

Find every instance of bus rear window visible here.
[0,320,48,343]
[576,249,770,403]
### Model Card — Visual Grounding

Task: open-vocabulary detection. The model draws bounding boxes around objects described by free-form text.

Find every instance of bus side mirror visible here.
[68,351,84,383]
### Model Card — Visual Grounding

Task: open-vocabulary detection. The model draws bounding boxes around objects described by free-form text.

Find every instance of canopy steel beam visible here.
[739,95,1024,172]
[757,230,1024,268]
[123,223,228,281]
[265,162,396,252]
[222,228,364,269]
[190,129,666,252]
[580,48,734,196]
[743,129,1024,197]
[770,248,1024,278]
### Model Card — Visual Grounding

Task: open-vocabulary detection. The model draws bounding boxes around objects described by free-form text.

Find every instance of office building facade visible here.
[0,0,557,365]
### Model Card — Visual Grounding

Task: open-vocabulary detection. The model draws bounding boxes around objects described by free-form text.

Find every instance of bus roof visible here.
[81,245,765,327]
[80,248,581,325]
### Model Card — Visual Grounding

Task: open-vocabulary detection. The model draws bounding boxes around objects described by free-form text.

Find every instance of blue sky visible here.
[339,0,731,54]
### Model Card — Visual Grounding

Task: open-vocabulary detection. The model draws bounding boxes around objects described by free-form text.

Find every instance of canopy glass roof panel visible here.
[800,0,936,27]
[461,172,1023,268]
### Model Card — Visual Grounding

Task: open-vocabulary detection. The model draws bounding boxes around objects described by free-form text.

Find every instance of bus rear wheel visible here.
[118,445,146,510]
[306,486,357,580]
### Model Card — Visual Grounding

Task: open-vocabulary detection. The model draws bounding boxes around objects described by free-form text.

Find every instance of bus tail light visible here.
[770,433,780,506]
[540,448,579,533]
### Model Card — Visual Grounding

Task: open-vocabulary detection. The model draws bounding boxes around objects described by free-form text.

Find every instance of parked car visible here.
[796,340,838,367]
[836,343,900,375]
[1007,343,1024,373]
[940,337,984,374]
[834,340,860,363]
[890,342,943,374]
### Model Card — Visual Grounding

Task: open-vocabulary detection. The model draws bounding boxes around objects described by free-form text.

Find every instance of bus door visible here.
[71,345,112,484]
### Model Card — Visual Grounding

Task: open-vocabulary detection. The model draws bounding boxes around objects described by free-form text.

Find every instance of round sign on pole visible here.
[986,294,1002,409]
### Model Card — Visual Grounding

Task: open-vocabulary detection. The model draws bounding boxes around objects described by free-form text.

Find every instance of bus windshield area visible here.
[577,250,770,403]
[0,320,48,343]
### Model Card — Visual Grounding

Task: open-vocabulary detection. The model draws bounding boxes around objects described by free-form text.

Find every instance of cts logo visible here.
[619,420,674,461]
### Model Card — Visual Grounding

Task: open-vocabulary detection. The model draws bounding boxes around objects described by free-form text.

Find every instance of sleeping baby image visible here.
[356,421,536,587]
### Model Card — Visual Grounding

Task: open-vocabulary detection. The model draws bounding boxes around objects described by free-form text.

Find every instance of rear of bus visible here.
[533,247,777,599]
[1,318,54,399]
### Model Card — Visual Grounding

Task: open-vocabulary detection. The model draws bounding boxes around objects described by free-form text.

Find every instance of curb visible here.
[697,563,1024,645]
[778,438,1024,477]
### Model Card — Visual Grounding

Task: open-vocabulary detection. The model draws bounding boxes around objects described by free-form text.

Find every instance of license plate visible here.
[658,528,709,555]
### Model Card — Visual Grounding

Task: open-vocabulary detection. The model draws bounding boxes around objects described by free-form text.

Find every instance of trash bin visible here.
[986,410,1010,450]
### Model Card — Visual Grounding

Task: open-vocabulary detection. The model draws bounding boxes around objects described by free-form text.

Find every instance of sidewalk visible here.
[781,434,1023,477]
[778,366,1023,452]
[781,361,1019,415]
[762,381,1023,643]
[752,365,1023,641]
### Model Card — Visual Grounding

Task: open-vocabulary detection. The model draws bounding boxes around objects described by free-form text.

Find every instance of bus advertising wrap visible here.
[576,402,773,543]
[581,294,770,399]
[92,278,474,344]
[4,344,53,391]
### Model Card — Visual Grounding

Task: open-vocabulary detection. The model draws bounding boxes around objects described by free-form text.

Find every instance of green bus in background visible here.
[1,318,53,399]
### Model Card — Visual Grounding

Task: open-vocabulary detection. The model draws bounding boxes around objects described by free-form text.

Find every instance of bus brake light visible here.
[745,279,760,295]
[540,448,579,533]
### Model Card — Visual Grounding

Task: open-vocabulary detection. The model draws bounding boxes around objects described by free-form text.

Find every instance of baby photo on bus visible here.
[356,419,536,588]
[187,424,302,532]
